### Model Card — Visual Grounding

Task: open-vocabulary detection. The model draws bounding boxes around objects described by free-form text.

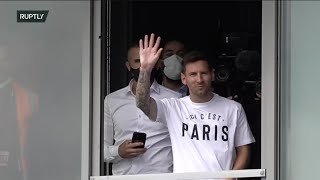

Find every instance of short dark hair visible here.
[127,42,139,51]
[126,43,139,61]
[163,39,185,47]
[182,50,213,73]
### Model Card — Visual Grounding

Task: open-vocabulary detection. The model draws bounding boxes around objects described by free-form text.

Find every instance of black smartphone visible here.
[131,132,146,148]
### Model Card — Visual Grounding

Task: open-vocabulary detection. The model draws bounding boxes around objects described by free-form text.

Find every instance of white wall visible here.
[280,1,320,179]
[0,1,90,180]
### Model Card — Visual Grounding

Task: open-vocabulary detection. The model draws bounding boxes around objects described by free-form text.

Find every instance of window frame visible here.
[91,1,278,179]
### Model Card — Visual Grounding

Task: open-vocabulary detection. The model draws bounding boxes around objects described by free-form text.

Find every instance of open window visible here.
[93,0,277,179]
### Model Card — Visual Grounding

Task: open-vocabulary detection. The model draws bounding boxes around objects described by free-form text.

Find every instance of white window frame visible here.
[90,0,278,179]
[91,0,102,177]
[91,169,265,180]
[82,0,95,179]
[261,1,278,180]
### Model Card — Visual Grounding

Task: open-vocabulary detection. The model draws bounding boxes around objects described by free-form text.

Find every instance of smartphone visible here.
[131,132,146,148]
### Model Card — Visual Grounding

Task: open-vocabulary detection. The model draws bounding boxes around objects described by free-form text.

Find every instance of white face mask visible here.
[163,54,183,80]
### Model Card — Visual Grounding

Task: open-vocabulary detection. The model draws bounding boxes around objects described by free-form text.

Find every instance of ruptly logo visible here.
[17,10,49,23]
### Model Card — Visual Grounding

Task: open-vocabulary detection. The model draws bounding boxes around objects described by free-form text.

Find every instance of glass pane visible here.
[0,1,90,180]
[105,0,261,176]
[280,1,320,180]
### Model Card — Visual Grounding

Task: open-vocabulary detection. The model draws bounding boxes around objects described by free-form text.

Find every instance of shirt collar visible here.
[126,79,160,95]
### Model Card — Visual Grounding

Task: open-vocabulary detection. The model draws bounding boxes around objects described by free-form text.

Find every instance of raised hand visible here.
[139,33,163,71]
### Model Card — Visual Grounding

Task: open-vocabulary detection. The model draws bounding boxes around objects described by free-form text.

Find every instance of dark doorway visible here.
[106,0,262,178]
[110,0,261,92]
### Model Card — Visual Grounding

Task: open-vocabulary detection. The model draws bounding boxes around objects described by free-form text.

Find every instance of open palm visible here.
[139,33,163,70]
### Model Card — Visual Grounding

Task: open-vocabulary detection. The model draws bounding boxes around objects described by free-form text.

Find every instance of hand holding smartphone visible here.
[132,132,146,148]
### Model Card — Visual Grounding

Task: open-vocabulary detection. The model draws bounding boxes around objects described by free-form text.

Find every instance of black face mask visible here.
[130,67,140,82]
[130,67,156,83]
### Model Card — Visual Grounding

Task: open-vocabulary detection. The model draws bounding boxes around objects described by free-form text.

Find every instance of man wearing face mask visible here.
[104,44,180,175]
[156,40,189,97]
[162,54,189,97]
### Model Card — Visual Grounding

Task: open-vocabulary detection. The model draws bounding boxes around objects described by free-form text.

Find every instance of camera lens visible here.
[217,68,230,82]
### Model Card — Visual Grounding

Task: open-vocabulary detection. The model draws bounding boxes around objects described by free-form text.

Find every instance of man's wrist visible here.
[139,67,152,73]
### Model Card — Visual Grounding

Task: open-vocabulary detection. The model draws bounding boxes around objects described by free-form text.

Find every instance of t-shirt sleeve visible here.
[234,105,256,147]
[154,98,169,124]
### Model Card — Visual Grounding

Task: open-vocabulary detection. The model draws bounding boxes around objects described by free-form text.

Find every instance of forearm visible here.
[136,33,161,120]
[232,145,250,170]
[136,69,152,116]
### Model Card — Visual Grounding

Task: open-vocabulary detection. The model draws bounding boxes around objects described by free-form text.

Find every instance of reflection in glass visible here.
[0,1,89,180]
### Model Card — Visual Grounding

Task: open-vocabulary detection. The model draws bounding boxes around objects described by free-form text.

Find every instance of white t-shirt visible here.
[155,93,255,173]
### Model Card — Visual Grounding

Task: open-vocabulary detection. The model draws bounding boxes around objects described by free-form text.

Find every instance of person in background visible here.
[0,42,38,180]
[104,43,180,175]
[156,40,188,97]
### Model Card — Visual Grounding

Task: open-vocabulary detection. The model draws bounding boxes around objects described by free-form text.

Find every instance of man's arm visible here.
[232,104,255,170]
[136,34,163,121]
[224,145,251,180]
[104,97,146,162]
[232,144,251,170]
[104,97,120,162]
